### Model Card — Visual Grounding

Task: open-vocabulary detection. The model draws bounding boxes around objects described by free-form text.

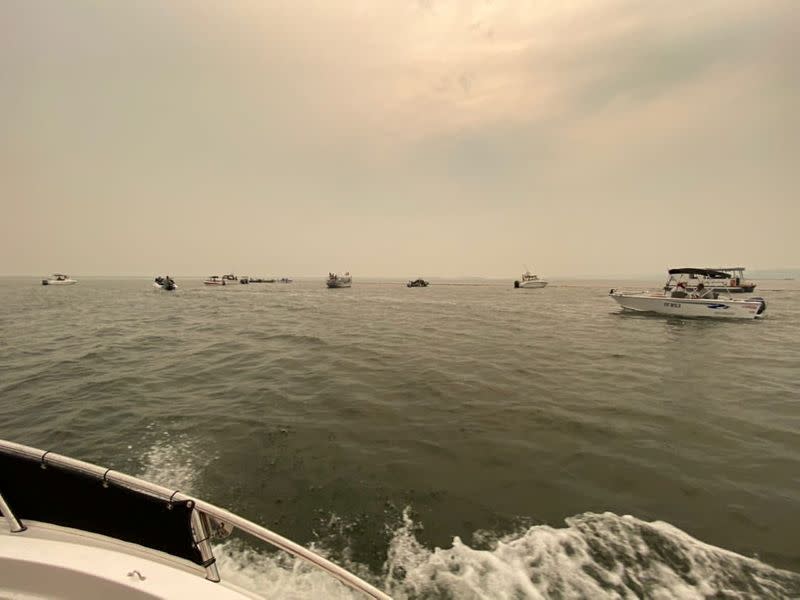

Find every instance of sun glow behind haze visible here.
[1,0,797,277]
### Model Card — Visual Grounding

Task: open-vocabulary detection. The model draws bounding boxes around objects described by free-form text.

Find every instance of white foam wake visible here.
[213,510,800,599]
[135,430,216,494]
[133,438,798,599]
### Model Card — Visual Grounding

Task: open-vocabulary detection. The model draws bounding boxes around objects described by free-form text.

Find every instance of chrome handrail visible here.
[0,440,391,600]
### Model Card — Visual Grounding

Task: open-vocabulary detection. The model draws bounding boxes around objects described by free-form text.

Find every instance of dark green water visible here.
[1,277,798,598]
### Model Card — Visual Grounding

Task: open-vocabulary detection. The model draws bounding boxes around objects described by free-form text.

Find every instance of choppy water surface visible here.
[1,277,799,598]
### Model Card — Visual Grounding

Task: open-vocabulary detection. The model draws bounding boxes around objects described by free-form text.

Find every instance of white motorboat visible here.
[203,276,226,286]
[153,276,178,291]
[41,274,77,286]
[664,267,757,294]
[514,270,547,289]
[0,439,389,600]
[609,272,767,319]
[326,272,352,288]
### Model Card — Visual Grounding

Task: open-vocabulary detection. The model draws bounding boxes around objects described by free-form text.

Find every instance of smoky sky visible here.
[2,1,797,277]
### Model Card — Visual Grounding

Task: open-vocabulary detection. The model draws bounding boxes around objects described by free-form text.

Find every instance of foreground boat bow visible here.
[0,440,390,600]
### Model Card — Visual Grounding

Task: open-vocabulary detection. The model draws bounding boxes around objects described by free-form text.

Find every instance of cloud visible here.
[0,0,797,275]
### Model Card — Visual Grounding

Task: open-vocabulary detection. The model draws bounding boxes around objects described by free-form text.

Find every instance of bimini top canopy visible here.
[707,267,746,272]
[668,268,731,279]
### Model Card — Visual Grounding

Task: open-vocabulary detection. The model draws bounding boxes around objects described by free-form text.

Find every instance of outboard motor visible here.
[748,297,767,315]
[514,280,520,288]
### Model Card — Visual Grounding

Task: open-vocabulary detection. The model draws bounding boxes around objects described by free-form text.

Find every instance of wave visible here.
[213,509,800,599]
[133,437,800,599]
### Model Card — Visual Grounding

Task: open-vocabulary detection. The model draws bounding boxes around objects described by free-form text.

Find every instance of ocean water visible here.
[1,276,799,598]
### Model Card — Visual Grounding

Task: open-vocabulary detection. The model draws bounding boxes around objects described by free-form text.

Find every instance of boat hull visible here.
[153,283,178,291]
[610,293,765,319]
[42,280,76,286]
[327,281,351,288]
[518,280,547,289]
[0,439,390,600]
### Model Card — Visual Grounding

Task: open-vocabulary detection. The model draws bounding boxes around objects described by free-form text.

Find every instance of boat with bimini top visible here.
[0,439,389,600]
[203,276,226,286]
[609,269,766,319]
[407,278,429,288]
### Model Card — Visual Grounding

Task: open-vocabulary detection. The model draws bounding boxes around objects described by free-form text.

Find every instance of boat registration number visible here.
[664,302,681,308]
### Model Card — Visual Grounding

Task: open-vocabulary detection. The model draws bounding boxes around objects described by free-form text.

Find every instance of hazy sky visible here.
[2,1,798,277]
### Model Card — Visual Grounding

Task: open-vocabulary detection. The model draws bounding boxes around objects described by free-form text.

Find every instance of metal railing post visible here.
[0,490,26,533]
[190,507,221,582]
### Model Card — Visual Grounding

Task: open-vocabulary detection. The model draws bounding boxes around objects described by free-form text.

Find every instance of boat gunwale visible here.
[0,439,390,600]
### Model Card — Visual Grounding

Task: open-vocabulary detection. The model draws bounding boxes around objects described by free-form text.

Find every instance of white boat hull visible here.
[153,283,178,291]
[518,280,548,289]
[42,279,76,286]
[1,521,249,600]
[610,292,765,319]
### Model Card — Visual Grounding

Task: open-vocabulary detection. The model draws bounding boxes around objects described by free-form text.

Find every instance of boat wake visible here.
[214,509,800,599]
[134,438,799,599]
[134,431,215,494]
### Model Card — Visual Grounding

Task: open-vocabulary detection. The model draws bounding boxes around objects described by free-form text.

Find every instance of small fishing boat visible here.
[203,276,226,286]
[41,274,77,286]
[664,267,756,294]
[326,272,352,288]
[609,272,767,320]
[153,276,177,291]
[0,439,389,600]
[514,269,547,289]
[407,278,429,288]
